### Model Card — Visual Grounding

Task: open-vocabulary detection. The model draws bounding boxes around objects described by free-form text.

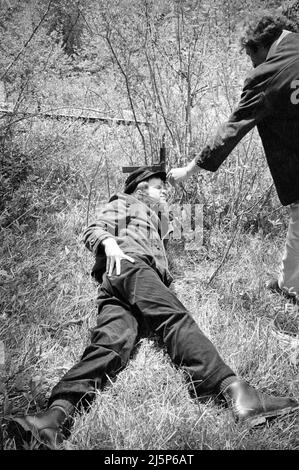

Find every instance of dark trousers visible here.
[49,255,234,408]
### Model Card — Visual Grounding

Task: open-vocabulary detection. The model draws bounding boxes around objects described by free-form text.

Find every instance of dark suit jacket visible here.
[196,32,299,206]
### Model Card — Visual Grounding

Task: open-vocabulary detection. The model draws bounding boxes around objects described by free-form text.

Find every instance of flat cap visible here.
[124,166,166,194]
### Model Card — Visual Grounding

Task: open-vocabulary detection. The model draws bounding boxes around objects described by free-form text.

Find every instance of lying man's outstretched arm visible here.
[83,198,134,276]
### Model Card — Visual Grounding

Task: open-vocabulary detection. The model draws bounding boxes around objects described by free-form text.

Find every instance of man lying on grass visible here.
[12,167,298,449]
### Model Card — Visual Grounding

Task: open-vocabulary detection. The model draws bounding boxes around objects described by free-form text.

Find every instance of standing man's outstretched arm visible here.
[167,76,269,184]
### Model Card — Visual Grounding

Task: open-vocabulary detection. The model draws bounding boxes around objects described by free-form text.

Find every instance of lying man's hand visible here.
[102,238,135,276]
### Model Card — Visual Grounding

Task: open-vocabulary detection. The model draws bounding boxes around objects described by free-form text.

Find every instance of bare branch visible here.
[105,32,148,164]
[0,0,54,81]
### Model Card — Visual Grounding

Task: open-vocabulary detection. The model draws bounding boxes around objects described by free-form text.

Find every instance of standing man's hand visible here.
[167,166,190,185]
[102,238,135,276]
[167,160,200,186]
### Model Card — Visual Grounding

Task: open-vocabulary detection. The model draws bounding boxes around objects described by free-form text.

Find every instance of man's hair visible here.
[240,13,297,52]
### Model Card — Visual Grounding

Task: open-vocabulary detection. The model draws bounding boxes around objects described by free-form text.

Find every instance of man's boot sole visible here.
[10,416,64,449]
[241,404,299,427]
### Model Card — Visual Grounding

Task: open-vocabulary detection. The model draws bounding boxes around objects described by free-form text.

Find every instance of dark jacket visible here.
[195,32,299,206]
[83,193,173,286]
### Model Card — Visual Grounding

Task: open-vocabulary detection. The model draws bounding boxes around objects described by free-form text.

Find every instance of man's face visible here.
[146,176,167,204]
[245,45,269,68]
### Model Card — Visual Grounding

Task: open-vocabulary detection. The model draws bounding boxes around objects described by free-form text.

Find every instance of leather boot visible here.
[222,379,299,426]
[11,406,68,449]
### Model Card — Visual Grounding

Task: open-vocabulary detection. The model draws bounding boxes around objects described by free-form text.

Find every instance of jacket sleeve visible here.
[83,198,125,255]
[195,77,270,172]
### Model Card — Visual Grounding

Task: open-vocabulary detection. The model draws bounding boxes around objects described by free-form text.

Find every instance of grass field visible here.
[1,177,298,450]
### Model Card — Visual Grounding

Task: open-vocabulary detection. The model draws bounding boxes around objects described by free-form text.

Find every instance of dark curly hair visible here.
[240,13,297,52]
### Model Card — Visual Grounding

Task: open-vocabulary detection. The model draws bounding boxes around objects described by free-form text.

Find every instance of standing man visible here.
[11,167,298,448]
[168,14,299,300]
